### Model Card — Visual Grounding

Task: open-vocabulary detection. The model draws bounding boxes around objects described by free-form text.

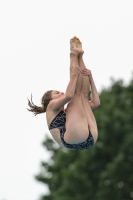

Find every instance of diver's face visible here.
[51,90,64,100]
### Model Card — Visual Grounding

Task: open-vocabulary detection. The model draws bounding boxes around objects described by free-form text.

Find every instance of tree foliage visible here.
[35,78,133,200]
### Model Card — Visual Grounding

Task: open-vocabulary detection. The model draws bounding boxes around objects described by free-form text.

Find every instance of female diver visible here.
[27,36,100,150]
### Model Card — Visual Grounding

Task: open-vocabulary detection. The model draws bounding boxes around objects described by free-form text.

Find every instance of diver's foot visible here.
[75,37,84,56]
[70,36,83,56]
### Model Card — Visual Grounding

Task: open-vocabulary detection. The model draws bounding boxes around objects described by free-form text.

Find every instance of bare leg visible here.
[64,37,90,144]
[68,37,98,142]
[78,53,98,142]
[70,37,84,93]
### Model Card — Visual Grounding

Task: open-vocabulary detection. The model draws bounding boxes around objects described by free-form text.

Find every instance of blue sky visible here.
[0,0,133,200]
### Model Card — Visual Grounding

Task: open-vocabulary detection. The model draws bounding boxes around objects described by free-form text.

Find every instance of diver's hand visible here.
[80,68,92,79]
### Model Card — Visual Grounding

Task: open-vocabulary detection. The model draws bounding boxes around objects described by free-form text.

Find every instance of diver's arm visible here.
[81,68,100,109]
[49,66,80,111]
[89,73,100,109]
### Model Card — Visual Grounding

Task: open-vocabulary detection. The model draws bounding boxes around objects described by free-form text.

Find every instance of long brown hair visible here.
[27,90,53,116]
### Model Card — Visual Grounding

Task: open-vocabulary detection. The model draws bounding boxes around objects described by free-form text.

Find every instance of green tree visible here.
[35,77,133,200]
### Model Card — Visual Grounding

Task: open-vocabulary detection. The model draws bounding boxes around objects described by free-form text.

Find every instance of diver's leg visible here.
[78,54,98,142]
[71,36,98,142]
[64,37,89,144]
[69,37,83,93]
[72,37,98,141]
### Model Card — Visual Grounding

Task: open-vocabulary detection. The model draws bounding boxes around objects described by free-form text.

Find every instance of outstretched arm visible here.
[81,68,100,109]
[49,57,80,111]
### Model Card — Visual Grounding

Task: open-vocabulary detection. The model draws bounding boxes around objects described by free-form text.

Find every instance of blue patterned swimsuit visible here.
[49,110,94,150]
